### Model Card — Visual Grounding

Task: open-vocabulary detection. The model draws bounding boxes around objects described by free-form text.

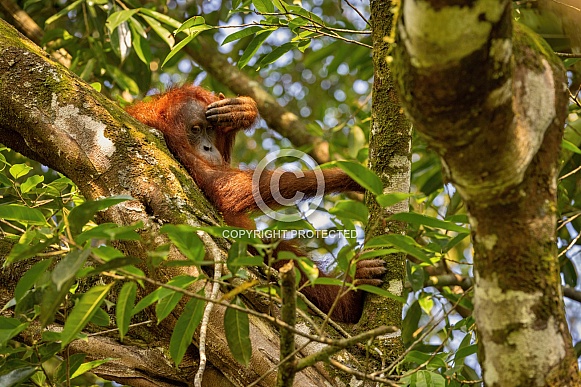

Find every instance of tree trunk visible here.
[360,0,409,365]
[392,0,580,385]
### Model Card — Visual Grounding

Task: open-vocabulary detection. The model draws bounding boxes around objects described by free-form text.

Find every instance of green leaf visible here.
[562,139,581,154]
[71,358,114,379]
[272,0,288,11]
[155,288,185,323]
[68,195,133,236]
[90,308,110,326]
[222,26,264,45]
[132,275,197,315]
[129,20,152,64]
[52,249,91,291]
[366,234,431,263]
[376,192,413,207]
[402,301,421,345]
[357,284,405,303]
[169,296,206,366]
[390,212,469,233]
[105,65,140,94]
[45,0,83,24]
[329,200,369,224]
[238,30,273,69]
[61,284,113,347]
[0,367,37,386]
[174,15,209,35]
[117,282,137,340]
[106,9,139,33]
[86,256,141,276]
[138,8,181,29]
[161,224,205,262]
[564,58,581,68]
[401,370,446,387]
[253,0,274,13]
[14,258,53,302]
[5,233,56,265]
[141,15,175,47]
[20,175,43,193]
[161,33,197,68]
[77,222,142,245]
[0,317,29,346]
[257,42,295,68]
[224,298,251,366]
[55,353,85,382]
[334,161,383,195]
[286,4,325,25]
[0,204,46,225]
[455,343,478,363]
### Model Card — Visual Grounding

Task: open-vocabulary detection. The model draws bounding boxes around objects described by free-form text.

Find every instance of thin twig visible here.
[194,233,225,387]
[343,0,371,28]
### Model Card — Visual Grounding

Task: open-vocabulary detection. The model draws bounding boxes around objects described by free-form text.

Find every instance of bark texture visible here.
[393,0,580,385]
[360,0,409,365]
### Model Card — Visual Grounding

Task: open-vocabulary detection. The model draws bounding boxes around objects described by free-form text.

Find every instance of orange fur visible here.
[126,85,385,322]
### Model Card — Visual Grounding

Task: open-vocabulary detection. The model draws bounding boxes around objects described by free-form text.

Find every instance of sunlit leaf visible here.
[106,9,139,33]
[0,204,45,225]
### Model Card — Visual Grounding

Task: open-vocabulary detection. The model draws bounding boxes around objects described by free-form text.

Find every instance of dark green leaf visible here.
[45,0,83,24]
[376,192,413,207]
[238,30,273,69]
[258,42,296,68]
[61,284,113,347]
[161,33,197,68]
[132,275,197,315]
[334,161,383,195]
[357,284,405,303]
[14,258,53,302]
[129,20,152,64]
[366,234,431,263]
[161,224,205,262]
[224,298,251,366]
[169,296,206,366]
[390,212,469,233]
[0,367,37,386]
[0,317,29,346]
[222,26,264,45]
[68,195,133,236]
[117,282,137,340]
[52,249,91,291]
[329,200,369,224]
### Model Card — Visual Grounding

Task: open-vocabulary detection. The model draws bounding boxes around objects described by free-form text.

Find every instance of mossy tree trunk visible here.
[360,0,410,368]
[392,0,580,385]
